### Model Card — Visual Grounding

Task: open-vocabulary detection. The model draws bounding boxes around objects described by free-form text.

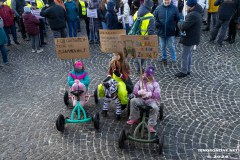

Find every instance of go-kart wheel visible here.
[118,129,127,149]
[159,134,164,155]
[64,91,69,106]
[94,88,99,105]
[56,114,65,132]
[159,103,164,121]
[93,113,100,129]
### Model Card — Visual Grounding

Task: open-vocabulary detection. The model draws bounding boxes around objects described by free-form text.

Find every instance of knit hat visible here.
[24,6,31,13]
[74,61,83,68]
[186,0,197,7]
[145,66,154,77]
[143,0,153,10]
[133,0,140,7]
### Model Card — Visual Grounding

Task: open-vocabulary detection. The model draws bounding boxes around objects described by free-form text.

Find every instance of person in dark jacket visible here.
[210,0,237,46]
[154,0,179,64]
[224,0,240,44]
[23,6,43,53]
[40,0,68,38]
[99,0,108,29]
[106,1,119,29]
[175,0,202,78]
[130,0,140,15]
[64,0,78,37]
[0,16,8,66]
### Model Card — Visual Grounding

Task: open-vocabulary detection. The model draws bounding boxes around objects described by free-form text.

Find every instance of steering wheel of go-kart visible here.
[71,90,84,97]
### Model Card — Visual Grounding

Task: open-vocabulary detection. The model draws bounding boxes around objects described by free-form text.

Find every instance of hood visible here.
[23,13,32,20]
[161,1,173,7]
[107,1,115,12]
[188,3,203,14]
[137,5,151,17]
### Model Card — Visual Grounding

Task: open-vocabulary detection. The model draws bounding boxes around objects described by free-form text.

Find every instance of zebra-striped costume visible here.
[102,79,122,115]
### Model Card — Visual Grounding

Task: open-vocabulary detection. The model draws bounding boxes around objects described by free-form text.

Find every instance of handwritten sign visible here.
[54,37,90,60]
[100,29,126,53]
[120,35,158,59]
[87,8,98,18]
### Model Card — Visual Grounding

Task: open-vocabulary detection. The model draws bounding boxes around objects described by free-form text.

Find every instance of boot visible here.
[224,37,231,42]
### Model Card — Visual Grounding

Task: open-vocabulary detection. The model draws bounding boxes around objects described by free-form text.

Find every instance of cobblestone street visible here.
[0,23,240,160]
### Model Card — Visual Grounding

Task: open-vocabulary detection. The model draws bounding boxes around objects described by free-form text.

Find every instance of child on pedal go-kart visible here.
[127,66,161,133]
[68,61,90,107]
[97,52,133,120]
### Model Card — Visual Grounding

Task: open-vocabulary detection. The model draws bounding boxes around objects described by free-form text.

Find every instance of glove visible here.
[74,79,80,84]
[137,89,146,96]
[114,70,121,77]
[103,82,110,89]
[142,92,152,98]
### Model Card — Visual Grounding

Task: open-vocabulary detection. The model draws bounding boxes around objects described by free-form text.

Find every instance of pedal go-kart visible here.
[56,86,100,132]
[118,104,164,155]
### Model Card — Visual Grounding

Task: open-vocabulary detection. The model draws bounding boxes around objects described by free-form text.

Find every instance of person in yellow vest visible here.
[202,0,219,31]
[79,0,90,38]
[3,0,11,8]
[36,0,45,9]
[133,0,155,73]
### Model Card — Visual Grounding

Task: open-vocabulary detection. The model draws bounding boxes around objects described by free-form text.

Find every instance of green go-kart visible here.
[56,90,100,132]
[118,104,164,155]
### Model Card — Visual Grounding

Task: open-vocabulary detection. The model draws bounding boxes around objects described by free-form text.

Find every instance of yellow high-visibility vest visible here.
[36,0,45,9]
[79,0,86,16]
[27,3,32,8]
[133,11,154,35]
[3,0,11,8]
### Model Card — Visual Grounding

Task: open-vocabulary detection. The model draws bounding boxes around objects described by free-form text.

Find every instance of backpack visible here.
[128,16,153,35]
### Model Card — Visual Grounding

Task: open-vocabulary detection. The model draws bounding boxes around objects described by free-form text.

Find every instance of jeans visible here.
[17,17,27,39]
[211,19,230,44]
[101,22,108,30]
[39,18,46,44]
[135,59,145,72]
[206,12,217,30]
[4,25,18,44]
[0,44,8,63]
[52,28,67,38]
[30,34,40,50]
[68,21,77,37]
[228,18,237,40]
[124,23,130,34]
[159,36,176,61]
[181,45,193,74]
[90,28,100,42]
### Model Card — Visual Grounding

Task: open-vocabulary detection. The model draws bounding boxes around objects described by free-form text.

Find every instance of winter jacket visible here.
[215,0,237,21]
[133,78,161,103]
[99,3,107,22]
[208,0,219,12]
[68,69,90,90]
[178,3,202,46]
[54,0,66,10]
[64,1,78,21]
[198,0,209,9]
[106,1,119,29]
[40,2,67,30]
[88,0,102,30]
[120,0,130,24]
[154,3,180,38]
[0,18,7,45]
[0,5,14,27]
[137,4,155,35]
[23,13,40,35]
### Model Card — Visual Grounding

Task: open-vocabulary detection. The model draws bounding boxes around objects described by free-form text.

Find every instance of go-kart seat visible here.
[71,90,84,97]
[137,105,152,117]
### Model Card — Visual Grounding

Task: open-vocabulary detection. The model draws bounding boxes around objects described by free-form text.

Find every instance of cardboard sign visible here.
[54,37,90,60]
[120,35,158,59]
[100,29,126,53]
[87,8,98,18]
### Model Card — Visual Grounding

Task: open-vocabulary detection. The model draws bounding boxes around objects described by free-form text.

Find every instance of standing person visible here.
[23,6,43,53]
[130,0,140,15]
[154,0,179,65]
[133,0,155,73]
[40,0,68,38]
[88,0,102,44]
[79,0,90,38]
[198,0,209,24]
[106,1,119,29]
[0,0,19,46]
[202,0,218,31]
[224,0,240,44]
[0,16,8,66]
[54,0,66,10]
[118,0,130,33]
[175,0,202,78]
[99,0,108,29]
[209,0,237,47]
[11,0,27,39]
[65,0,78,37]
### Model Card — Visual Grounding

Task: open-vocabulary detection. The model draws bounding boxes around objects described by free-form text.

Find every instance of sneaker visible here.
[193,45,197,51]
[224,37,231,42]
[37,49,43,53]
[14,41,20,45]
[175,72,188,78]
[148,125,156,133]
[4,62,10,65]
[127,119,138,125]
[32,49,36,53]
[41,42,47,45]
[0,64,4,67]
[229,39,235,44]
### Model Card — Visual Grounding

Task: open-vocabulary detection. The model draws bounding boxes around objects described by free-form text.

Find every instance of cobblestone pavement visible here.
[0,22,240,160]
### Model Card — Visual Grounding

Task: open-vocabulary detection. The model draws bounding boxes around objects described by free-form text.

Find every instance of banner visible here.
[120,35,158,59]
[54,37,90,60]
[87,8,98,18]
[99,29,126,53]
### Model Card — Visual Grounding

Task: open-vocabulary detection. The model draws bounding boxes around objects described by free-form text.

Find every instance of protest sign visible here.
[87,8,98,18]
[120,35,158,59]
[54,37,90,60]
[99,29,126,53]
